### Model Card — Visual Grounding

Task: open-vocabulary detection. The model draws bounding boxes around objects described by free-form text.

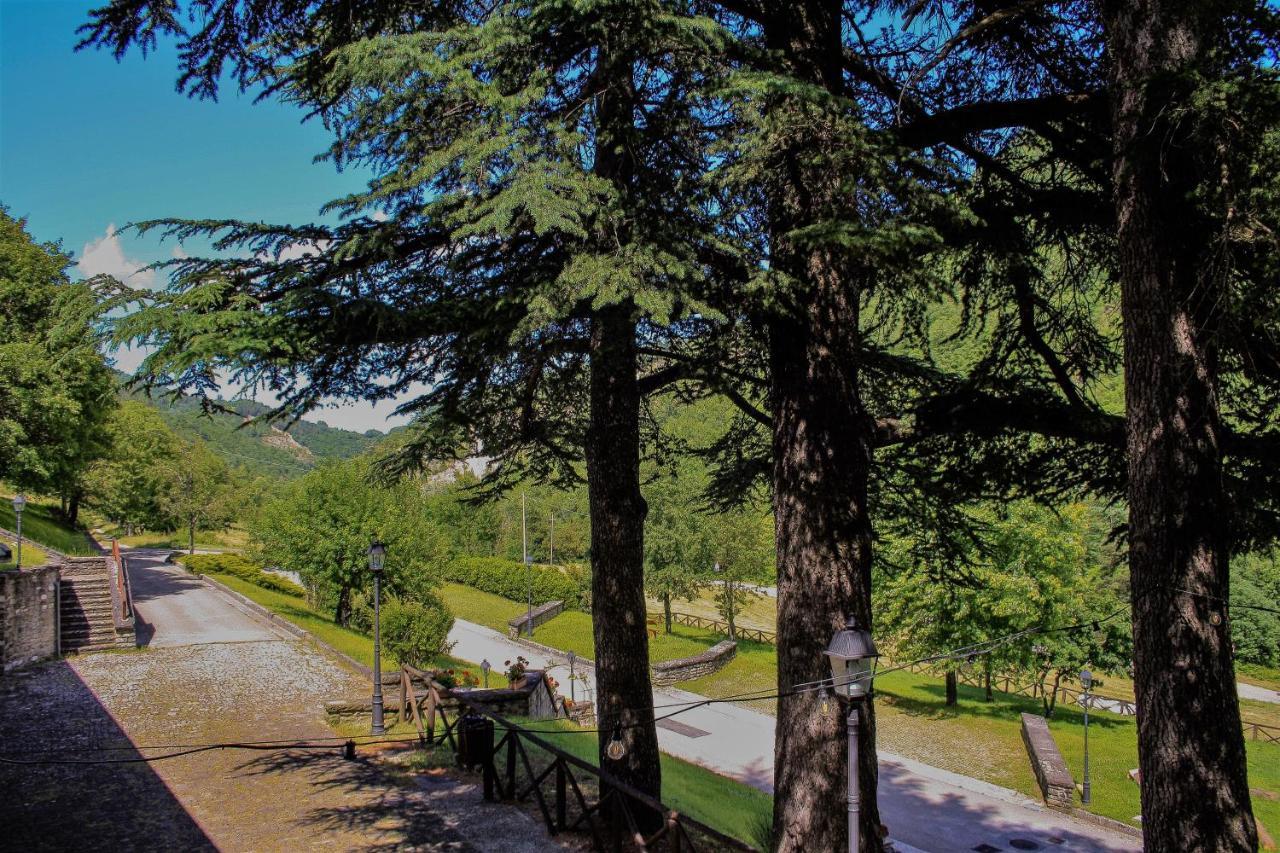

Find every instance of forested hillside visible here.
[114,371,381,476]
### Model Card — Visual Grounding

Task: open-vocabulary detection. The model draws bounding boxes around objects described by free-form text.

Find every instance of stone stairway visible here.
[59,558,135,653]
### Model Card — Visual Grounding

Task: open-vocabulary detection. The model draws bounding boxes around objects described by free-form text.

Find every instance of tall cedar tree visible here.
[81,0,731,801]
[1102,0,1280,845]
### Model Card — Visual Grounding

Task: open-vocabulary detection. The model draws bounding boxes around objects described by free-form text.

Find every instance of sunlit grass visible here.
[0,491,97,555]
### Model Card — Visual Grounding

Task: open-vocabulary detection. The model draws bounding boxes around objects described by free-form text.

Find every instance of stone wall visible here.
[507,600,565,638]
[0,565,60,672]
[1020,712,1075,809]
[650,640,737,687]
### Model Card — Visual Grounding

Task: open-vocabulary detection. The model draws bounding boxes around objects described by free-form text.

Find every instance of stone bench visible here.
[1021,712,1076,809]
[507,600,564,638]
[650,640,737,687]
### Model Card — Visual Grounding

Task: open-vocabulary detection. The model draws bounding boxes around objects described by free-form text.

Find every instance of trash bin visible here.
[457,713,494,770]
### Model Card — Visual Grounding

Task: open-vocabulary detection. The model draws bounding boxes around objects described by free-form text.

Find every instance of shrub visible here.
[444,556,584,608]
[180,553,306,597]
[381,593,455,668]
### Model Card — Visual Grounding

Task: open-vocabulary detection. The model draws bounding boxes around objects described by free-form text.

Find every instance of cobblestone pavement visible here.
[0,550,560,853]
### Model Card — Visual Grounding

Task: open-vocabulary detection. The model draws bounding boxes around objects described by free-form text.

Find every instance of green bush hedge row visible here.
[444,556,585,608]
[180,553,306,597]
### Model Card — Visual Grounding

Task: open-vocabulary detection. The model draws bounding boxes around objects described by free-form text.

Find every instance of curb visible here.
[1068,806,1144,840]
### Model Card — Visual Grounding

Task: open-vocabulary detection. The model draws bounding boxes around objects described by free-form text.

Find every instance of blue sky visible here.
[1,0,409,432]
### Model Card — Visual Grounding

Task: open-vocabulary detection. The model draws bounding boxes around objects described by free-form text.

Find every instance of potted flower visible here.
[504,656,530,687]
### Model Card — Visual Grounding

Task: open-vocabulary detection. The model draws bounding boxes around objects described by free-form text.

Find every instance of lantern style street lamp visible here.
[1080,668,1093,804]
[368,539,387,735]
[826,617,881,853]
[567,650,577,703]
[12,494,26,569]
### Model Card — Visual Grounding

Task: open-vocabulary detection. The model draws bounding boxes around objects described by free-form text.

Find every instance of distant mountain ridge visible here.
[114,372,382,477]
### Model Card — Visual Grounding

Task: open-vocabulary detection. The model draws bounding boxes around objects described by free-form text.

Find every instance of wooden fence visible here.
[400,665,758,852]
[1245,720,1280,745]
[653,611,776,646]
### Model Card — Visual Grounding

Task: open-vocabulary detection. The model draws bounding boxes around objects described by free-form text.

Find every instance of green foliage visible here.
[181,552,305,596]
[1230,560,1280,667]
[878,501,1132,715]
[157,438,236,551]
[118,383,378,477]
[443,556,584,609]
[250,457,451,625]
[380,593,455,668]
[0,210,115,501]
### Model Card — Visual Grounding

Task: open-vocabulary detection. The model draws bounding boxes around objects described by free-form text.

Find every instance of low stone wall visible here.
[1020,712,1075,809]
[0,565,60,672]
[650,640,737,687]
[507,600,565,638]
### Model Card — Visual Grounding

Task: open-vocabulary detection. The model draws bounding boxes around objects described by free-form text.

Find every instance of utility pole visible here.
[523,492,533,636]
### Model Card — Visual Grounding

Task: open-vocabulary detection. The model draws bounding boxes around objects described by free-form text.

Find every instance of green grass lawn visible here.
[0,532,48,570]
[508,716,772,847]
[440,582,527,633]
[0,492,98,555]
[114,526,250,552]
[439,582,727,664]
[204,572,478,679]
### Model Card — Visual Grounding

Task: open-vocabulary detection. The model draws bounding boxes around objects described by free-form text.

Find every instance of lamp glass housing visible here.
[12,494,25,513]
[825,619,880,700]
[368,540,387,573]
[1080,669,1093,690]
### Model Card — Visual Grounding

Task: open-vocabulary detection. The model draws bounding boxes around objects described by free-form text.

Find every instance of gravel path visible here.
[0,550,561,852]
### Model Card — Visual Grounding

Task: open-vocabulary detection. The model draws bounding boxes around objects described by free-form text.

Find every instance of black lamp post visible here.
[1080,668,1093,804]
[567,650,577,703]
[825,617,880,853]
[12,494,26,569]
[368,539,387,735]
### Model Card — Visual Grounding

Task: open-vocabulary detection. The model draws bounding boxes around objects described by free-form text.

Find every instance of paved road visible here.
[1239,681,1280,704]
[129,552,295,647]
[447,619,1140,853]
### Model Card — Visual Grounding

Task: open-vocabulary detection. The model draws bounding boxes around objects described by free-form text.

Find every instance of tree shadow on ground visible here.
[0,660,215,852]
[880,680,1133,730]
[878,758,1142,852]
[235,748,476,852]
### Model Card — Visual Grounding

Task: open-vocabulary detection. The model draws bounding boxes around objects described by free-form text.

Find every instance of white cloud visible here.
[79,224,156,288]
[261,239,331,262]
[372,210,389,222]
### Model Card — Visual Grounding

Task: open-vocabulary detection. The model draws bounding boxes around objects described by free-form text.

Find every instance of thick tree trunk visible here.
[67,490,80,527]
[765,3,883,851]
[1104,0,1257,848]
[663,592,672,634]
[984,663,993,702]
[945,671,958,706]
[189,517,196,555]
[584,34,661,806]
[335,586,352,627]
[586,302,661,804]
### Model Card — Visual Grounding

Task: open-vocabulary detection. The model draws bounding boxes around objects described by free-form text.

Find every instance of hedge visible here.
[444,556,585,608]
[180,553,307,597]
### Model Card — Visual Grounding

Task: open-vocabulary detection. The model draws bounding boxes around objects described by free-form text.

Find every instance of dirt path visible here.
[0,551,560,852]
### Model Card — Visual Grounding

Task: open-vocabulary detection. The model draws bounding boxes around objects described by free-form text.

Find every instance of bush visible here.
[381,593,455,668]
[444,556,584,608]
[180,553,306,597]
